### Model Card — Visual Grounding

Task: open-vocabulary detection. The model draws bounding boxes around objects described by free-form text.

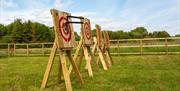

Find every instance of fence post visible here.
[27,44,29,56]
[165,38,168,55]
[140,39,143,55]
[8,43,10,56]
[118,40,120,56]
[13,43,16,56]
[42,43,45,56]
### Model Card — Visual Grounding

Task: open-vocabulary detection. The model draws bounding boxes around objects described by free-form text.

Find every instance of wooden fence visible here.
[0,37,180,56]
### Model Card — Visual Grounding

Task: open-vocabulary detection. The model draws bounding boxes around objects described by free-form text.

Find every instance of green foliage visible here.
[74,32,80,41]
[175,34,180,37]
[91,29,96,37]
[129,27,148,38]
[91,27,171,40]
[152,31,170,38]
[0,19,173,42]
[0,19,54,43]
[0,24,7,38]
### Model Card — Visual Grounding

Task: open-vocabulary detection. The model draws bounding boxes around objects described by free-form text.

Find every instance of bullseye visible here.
[84,21,91,40]
[58,16,71,42]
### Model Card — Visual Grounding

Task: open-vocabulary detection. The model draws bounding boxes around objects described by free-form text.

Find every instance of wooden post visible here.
[68,38,83,74]
[27,44,29,56]
[42,43,45,56]
[8,43,10,56]
[66,50,84,84]
[97,46,108,70]
[13,43,16,56]
[41,42,57,89]
[118,40,120,56]
[140,39,143,55]
[83,46,93,77]
[165,38,168,55]
[59,49,72,91]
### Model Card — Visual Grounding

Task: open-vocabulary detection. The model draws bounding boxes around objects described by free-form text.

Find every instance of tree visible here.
[91,29,96,37]
[74,32,80,41]
[10,19,24,43]
[0,19,54,43]
[152,31,170,38]
[175,34,180,37]
[0,24,7,39]
[129,27,148,38]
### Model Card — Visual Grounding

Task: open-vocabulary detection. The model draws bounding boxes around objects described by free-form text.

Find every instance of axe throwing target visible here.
[95,24,103,47]
[51,9,75,48]
[81,18,93,45]
[84,21,91,40]
[104,32,110,48]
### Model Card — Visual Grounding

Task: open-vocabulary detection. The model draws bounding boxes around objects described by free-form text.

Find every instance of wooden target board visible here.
[95,24,103,47]
[41,9,84,91]
[103,31,110,48]
[81,18,93,45]
[51,9,75,49]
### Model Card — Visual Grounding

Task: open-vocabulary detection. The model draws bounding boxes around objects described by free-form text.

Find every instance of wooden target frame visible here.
[104,31,110,48]
[90,24,109,70]
[102,31,113,66]
[41,9,83,91]
[96,25,103,47]
[68,18,96,77]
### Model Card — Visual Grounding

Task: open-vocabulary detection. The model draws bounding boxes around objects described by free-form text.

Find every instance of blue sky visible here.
[0,0,180,35]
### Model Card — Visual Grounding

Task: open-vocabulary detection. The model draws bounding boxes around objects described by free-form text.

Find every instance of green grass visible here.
[0,55,180,91]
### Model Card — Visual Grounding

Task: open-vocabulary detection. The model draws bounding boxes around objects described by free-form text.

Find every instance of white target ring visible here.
[84,21,91,40]
[58,16,71,42]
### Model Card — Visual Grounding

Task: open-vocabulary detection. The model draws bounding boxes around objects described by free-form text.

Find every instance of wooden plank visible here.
[140,39,143,55]
[42,43,45,56]
[14,43,16,56]
[8,43,10,56]
[78,49,84,69]
[66,50,84,84]
[41,42,57,89]
[106,48,113,65]
[59,49,72,91]
[165,38,168,55]
[68,37,83,74]
[92,37,98,54]
[97,46,108,70]
[105,49,112,67]
[83,46,93,77]
[58,55,62,82]
[110,37,180,42]
[27,44,29,56]
[88,46,99,70]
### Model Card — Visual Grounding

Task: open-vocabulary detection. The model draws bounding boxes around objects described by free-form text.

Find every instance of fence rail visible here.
[0,37,180,56]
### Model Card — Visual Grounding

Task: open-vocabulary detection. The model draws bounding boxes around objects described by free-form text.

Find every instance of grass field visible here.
[0,55,180,91]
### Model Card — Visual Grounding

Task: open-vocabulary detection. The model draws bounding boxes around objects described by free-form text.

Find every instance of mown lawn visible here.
[0,55,180,91]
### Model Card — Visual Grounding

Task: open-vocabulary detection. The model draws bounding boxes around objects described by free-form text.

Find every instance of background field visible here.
[0,55,180,91]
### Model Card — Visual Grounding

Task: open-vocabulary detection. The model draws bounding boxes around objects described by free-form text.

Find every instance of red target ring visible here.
[84,22,91,40]
[58,16,71,42]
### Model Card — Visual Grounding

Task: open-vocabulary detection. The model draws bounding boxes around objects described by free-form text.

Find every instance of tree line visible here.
[0,19,179,43]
